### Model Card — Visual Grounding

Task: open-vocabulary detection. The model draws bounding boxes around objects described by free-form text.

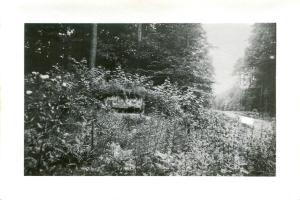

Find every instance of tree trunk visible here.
[186,31,189,48]
[260,84,264,117]
[89,24,98,148]
[91,120,94,150]
[89,24,98,68]
[137,24,142,43]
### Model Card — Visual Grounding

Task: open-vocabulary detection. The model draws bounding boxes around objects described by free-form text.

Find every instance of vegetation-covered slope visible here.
[24,23,275,176]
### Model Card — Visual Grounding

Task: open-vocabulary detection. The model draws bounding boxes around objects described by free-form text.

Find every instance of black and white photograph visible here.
[24,23,276,176]
[3,0,300,199]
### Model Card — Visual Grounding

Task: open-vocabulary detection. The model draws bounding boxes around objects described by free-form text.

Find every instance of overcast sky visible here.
[202,24,253,95]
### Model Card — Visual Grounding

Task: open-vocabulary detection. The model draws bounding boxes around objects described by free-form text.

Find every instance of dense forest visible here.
[214,23,276,118]
[25,23,214,106]
[24,23,275,176]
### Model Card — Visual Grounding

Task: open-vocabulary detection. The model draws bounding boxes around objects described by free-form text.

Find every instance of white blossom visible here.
[26,90,32,95]
[40,74,49,79]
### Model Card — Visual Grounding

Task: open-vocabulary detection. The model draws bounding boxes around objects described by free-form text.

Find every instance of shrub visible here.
[25,60,275,176]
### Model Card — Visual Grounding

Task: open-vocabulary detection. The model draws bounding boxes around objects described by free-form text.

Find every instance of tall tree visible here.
[244,23,276,115]
[25,23,214,107]
[137,24,142,43]
[222,24,276,115]
[89,24,98,68]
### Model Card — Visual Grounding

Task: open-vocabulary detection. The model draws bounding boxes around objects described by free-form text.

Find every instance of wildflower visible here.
[26,90,32,95]
[63,133,70,137]
[62,82,67,87]
[40,74,49,79]
[37,123,43,128]
[32,71,38,75]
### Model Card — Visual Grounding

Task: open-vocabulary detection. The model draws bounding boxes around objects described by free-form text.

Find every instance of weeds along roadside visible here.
[24,61,275,176]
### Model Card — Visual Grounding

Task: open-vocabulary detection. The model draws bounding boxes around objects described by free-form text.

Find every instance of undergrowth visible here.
[24,61,275,176]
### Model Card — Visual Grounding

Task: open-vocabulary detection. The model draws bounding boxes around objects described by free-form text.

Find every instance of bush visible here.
[25,60,275,176]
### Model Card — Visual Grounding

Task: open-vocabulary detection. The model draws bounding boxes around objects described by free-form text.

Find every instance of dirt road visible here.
[218,110,275,136]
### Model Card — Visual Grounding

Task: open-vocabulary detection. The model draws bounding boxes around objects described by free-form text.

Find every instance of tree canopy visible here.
[214,23,276,116]
[25,23,214,107]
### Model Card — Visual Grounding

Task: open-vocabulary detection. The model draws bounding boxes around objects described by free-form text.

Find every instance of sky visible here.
[202,24,253,95]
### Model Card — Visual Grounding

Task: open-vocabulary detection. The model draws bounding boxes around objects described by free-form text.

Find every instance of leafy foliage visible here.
[24,23,275,176]
[25,23,214,106]
[25,61,275,176]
